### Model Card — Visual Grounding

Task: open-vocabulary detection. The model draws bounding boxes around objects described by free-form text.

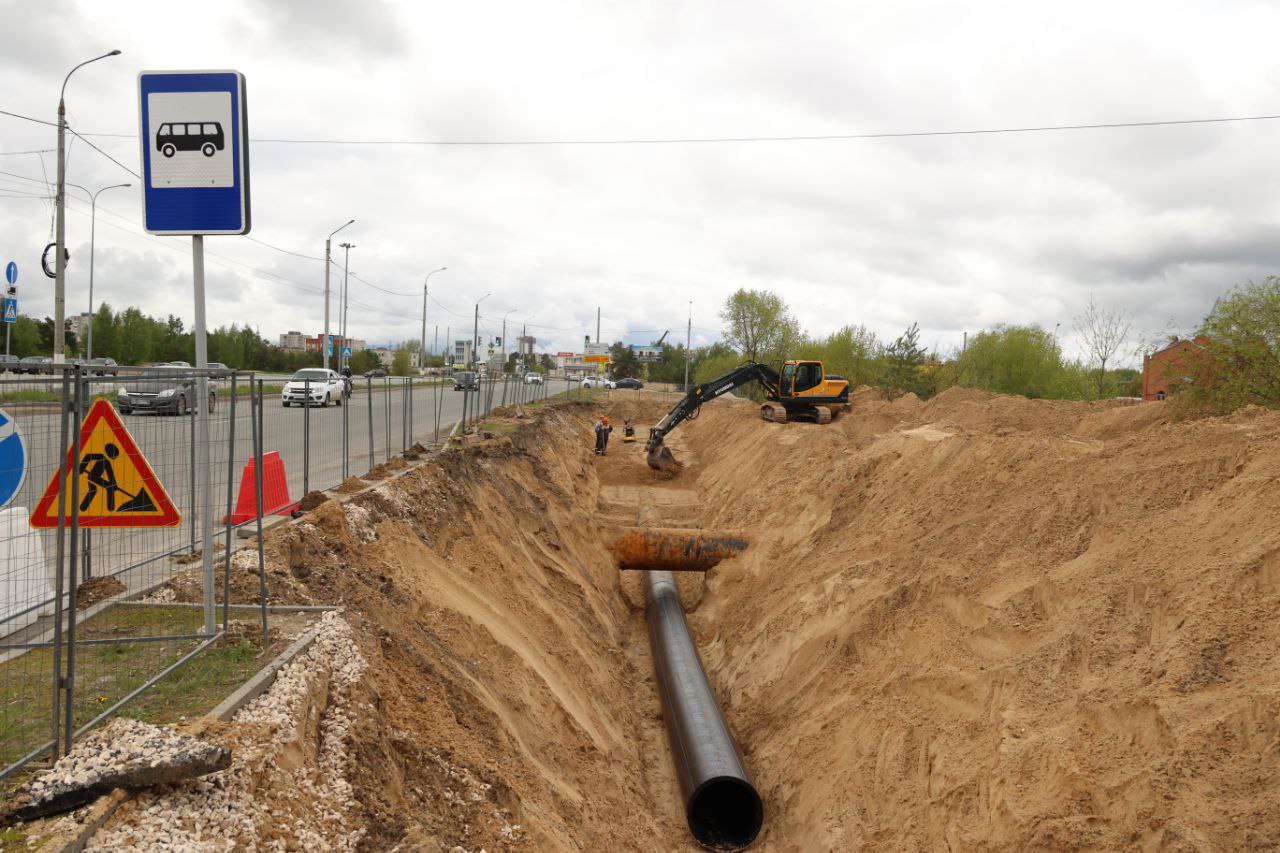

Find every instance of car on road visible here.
[0,354,18,373]
[16,356,52,374]
[281,368,345,407]
[117,371,216,415]
[612,377,644,390]
[364,368,387,379]
[206,362,231,377]
[87,357,118,376]
[453,371,479,391]
[522,373,544,385]
[581,376,614,389]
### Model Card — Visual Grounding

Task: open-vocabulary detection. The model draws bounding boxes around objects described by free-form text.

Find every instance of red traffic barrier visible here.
[223,451,300,524]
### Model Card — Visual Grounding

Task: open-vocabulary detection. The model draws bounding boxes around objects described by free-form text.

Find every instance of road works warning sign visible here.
[30,399,181,528]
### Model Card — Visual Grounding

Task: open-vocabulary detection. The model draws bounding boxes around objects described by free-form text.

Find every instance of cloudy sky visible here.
[2,0,1279,364]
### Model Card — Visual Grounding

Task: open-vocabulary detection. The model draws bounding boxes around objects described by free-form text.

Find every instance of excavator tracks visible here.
[813,406,833,425]
[760,403,787,424]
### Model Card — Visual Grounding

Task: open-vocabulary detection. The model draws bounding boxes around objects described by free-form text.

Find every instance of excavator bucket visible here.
[646,444,681,472]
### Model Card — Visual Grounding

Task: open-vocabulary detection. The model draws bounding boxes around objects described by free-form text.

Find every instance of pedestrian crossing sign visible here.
[30,399,181,528]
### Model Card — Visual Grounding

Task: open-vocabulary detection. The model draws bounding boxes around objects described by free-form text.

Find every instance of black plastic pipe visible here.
[644,570,763,850]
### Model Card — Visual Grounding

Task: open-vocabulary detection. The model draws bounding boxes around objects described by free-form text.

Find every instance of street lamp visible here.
[422,266,446,367]
[54,49,121,364]
[323,219,354,370]
[465,293,490,428]
[338,242,355,372]
[70,182,130,361]
[501,308,518,372]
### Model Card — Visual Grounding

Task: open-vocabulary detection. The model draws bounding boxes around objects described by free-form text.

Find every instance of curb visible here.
[210,625,323,721]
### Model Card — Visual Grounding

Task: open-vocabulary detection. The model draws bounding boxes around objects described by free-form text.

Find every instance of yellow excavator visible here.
[646,360,849,469]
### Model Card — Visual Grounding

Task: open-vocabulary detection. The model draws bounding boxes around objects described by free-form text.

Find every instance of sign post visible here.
[4,261,16,358]
[139,70,250,634]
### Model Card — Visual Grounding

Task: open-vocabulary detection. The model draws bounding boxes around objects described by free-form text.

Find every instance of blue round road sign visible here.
[0,408,27,508]
[4,262,15,285]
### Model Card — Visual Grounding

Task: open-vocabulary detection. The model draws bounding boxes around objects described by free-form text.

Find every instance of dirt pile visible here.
[92,390,1280,849]
[679,388,1280,849]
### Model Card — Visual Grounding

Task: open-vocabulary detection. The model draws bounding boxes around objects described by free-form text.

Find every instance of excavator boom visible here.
[645,362,779,470]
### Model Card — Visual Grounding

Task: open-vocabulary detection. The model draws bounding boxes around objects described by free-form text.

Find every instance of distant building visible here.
[69,312,91,340]
[279,330,307,351]
[517,335,536,356]
[1142,336,1210,401]
[300,335,365,354]
[452,339,474,366]
[371,347,394,367]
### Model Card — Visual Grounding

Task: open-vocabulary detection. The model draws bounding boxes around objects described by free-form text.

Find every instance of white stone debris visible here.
[85,610,368,852]
[230,549,261,572]
[138,586,177,604]
[342,503,377,543]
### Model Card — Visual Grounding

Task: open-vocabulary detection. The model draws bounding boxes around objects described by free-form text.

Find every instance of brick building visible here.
[1142,336,1209,401]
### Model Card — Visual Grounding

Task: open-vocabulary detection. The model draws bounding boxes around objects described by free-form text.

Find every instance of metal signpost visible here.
[4,261,16,357]
[138,70,250,634]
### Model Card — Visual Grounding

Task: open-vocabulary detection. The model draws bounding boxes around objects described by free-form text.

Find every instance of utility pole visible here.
[85,182,130,361]
[684,301,692,390]
[596,306,601,344]
[422,267,446,371]
[338,242,354,372]
[323,219,354,371]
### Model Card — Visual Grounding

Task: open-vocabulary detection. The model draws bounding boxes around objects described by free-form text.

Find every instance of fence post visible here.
[303,378,311,496]
[79,373,91,581]
[253,379,268,638]
[64,366,84,752]
[384,377,391,462]
[189,388,197,554]
[367,376,375,471]
[402,378,408,452]
[223,374,237,635]
[408,377,414,446]
[49,370,72,758]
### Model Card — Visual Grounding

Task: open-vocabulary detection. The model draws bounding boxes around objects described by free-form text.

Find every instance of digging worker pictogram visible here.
[79,443,122,512]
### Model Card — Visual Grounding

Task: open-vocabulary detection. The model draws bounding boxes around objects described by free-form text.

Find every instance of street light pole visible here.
[83,182,130,361]
[338,242,355,372]
[501,308,518,373]
[470,293,490,428]
[54,49,121,363]
[521,314,536,371]
[422,266,446,366]
[323,219,354,370]
[684,300,692,390]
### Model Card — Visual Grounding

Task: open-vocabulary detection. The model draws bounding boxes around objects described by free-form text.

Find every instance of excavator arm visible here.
[645,362,779,469]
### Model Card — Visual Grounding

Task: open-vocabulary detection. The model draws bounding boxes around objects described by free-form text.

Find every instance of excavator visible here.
[645,360,849,470]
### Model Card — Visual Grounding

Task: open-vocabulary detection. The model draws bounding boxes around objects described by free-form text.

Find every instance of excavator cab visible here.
[780,360,823,397]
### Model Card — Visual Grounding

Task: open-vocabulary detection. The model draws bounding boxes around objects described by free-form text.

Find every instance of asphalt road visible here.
[1,377,550,616]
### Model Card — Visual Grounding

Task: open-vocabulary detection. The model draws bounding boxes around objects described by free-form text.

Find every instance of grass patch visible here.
[478,421,519,435]
[0,604,286,774]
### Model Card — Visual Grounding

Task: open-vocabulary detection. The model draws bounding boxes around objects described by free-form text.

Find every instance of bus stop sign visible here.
[138,70,250,235]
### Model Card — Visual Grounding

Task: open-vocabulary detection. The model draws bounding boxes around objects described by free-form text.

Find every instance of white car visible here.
[523,373,544,385]
[581,376,615,389]
[282,368,345,407]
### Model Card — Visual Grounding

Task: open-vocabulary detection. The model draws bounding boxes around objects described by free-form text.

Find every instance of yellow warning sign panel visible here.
[30,399,181,528]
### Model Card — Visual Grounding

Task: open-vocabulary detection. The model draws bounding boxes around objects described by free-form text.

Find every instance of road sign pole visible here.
[192,235,215,635]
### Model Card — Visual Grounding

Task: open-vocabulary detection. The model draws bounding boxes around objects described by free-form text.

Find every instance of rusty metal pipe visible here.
[607,527,749,572]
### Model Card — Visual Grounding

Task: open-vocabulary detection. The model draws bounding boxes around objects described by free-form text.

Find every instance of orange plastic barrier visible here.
[223,451,299,524]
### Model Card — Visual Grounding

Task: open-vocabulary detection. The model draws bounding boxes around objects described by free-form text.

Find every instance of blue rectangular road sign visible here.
[3,298,17,323]
[138,71,250,235]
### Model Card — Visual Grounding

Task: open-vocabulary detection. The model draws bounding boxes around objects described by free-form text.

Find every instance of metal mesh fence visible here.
[0,366,546,780]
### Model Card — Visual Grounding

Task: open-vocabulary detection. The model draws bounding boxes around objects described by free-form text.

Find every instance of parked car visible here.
[16,356,52,374]
[206,362,231,377]
[87,357,118,376]
[453,371,479,391]
[281,368,345,407]
[364,368,387,379]
[0,354,19,373]
[522,372,544,385]
[117,371,216,415]
[580,376,614,389]
[612,377,644,390]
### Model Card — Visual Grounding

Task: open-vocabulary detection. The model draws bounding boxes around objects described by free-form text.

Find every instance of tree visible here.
[879,323,928,400]
[1176,277,1280,412]
[608,341,641,378]
[1074,296,1132,399]
[953,324,1064,398]
[720,289,801,363]
[809,324,882,388]
[390,348,413,376]
[348,349,380,374]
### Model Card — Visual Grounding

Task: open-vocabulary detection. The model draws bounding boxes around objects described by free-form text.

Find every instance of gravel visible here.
[85,610,368,851]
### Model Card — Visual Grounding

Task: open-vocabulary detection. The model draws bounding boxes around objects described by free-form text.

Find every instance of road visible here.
[1,376,549,628]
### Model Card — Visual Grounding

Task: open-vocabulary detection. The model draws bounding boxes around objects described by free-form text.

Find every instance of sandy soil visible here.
[95,390,1280,850]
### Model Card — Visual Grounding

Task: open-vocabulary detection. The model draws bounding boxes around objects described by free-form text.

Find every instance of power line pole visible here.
[338,242,354,372]
[684,301,692,390]
[596,306,601,344]
[323,219,354,371]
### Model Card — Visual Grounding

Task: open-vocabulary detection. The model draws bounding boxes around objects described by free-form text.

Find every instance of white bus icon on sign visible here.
[156,122,225,158]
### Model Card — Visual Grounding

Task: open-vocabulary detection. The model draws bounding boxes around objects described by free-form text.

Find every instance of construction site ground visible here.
[70,387,1280,850]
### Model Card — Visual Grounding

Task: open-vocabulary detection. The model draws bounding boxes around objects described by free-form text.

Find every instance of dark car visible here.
[16,356,52,374]
[0,354,19,373]
[453,371,478,391]
[364,368,388,379]
[613,377,644,390]
[117,371,216,416]
[87,357,118,376]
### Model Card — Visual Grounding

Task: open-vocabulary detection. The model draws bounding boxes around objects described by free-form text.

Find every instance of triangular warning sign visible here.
[30,399,181,528]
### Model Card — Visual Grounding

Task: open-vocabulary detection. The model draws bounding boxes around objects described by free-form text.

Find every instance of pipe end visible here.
[688,776,763,851]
